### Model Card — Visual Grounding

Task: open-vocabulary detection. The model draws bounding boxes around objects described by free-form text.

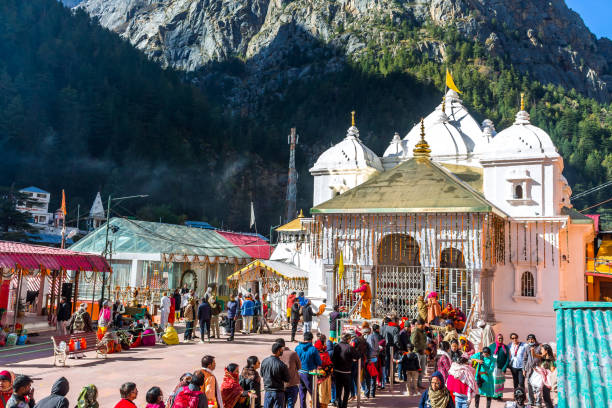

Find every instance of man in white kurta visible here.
[160,292,171,329]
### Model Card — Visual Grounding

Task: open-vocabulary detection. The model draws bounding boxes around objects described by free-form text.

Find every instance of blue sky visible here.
[566,0,611,39]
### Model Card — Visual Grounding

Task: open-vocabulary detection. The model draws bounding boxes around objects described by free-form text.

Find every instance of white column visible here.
[130,259,140,287]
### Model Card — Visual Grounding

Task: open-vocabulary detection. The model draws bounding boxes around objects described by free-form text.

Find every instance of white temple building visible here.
[271,89,594,341]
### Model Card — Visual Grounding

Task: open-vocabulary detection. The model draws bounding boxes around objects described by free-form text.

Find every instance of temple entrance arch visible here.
[375,233,424,317]
[436,247,473,313]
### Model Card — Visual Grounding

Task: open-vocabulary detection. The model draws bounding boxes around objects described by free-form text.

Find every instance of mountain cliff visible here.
[75,0,612,102]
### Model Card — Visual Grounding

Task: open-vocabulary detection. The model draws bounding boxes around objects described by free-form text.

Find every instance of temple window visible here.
[514,184,523,199]
[521,271,535,297]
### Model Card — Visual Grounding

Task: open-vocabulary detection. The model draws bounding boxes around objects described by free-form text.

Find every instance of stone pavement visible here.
[2,330,516,407]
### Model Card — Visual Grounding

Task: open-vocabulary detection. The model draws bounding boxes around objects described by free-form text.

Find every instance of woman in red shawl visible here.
[168,295,176,326]
[315,337,333,408]
[221,364,248,408]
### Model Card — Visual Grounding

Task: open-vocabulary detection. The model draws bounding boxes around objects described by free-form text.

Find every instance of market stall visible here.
[227,259,308,328]
[0,240,111,331]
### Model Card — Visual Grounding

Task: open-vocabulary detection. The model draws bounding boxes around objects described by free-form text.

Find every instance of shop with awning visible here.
[0,241,111,329]
[227,259,309,326]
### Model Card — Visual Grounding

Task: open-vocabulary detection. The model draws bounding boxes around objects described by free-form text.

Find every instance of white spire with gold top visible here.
[488,92,558,158]
[310,111,383,207]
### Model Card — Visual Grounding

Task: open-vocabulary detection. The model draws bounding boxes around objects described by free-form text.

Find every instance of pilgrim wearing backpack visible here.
[67,304,94,334]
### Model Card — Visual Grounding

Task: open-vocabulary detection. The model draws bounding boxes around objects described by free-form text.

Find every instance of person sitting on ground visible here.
[431,320,459,343]
[113,383,137,408]
[67,304,93,334]
[145,387,164,408]
[239,357,261,408]
[173,372,207,408]
[75,385,98,408]
[221,364,249,408]
[112,300,126,328]
[33,377,69,408]
[6,375,35,408]
[418,371,453,408]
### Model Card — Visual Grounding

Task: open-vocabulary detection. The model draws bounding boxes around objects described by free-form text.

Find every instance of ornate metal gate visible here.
[375,266,424,317]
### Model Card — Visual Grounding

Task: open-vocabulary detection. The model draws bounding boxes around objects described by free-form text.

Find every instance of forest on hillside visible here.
[0,0,610,233]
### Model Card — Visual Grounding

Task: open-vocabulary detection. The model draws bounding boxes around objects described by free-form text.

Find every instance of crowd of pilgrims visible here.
[1,291,558,408]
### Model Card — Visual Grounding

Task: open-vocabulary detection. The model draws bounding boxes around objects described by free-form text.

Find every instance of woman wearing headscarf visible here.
[97,301,112,340]
[418,371,453,408]
[167,373,192,408]
[75,385,98,408]
[471,347,496,408]
[0,371,15,408]
[458,336,475,357]
[315,337,333,408]
[436,341,452,381]
[446,356,477,408]
[426,293,442,325]
[488,333,509,399]
[239,357,261,408]
[220,364,248,408]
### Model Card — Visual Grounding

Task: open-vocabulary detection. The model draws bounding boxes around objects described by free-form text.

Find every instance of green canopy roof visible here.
[70,218,251,260]
[312,158,505,216]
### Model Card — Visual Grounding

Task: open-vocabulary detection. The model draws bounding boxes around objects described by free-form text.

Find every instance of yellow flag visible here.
[61,189,67,216]
[337,251,344,281]
[446,69,462,94]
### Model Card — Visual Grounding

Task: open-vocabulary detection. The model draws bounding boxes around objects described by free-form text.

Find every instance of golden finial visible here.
[298,209,304,218]
[413,118,431,158]
[520,92,525,111]
[442,96,446,113]
[351,111,356,127]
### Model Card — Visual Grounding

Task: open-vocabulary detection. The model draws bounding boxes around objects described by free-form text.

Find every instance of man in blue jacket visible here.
[226,294,239,342]
[241,295,255,334]
[295,332,322,408]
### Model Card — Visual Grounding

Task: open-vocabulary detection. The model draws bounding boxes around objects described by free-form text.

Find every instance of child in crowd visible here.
[146,387,165,408]
[404,344,421,396]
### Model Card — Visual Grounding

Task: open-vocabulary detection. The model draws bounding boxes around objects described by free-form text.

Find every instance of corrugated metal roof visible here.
[312,158,505,216]
[217,231,272,260]
[0,240,110,271]
[70,218,251,260]
[554,301,612,408]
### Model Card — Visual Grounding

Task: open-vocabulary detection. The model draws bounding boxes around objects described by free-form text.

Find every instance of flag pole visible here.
[61,189,67,249]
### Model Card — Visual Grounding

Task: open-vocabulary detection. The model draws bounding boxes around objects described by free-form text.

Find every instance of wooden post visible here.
[72,270,81,313]
[48,269,57,323]
[37,268,45,315]
[356,359,361,408]
[13,268,23,329]
[390,345,394,395]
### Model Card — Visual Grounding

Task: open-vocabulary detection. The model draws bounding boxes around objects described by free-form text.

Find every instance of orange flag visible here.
[61,189,67,216]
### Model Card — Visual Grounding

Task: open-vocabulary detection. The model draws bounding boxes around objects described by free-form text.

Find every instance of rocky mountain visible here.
[74,0,612,102]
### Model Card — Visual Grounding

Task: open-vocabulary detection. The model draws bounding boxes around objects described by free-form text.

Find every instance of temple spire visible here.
[520,92,525,111]
[413,118,431,158]
[351,110,356,127]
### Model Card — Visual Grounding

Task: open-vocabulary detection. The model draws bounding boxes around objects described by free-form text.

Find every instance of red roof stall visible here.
[0,241,111,328]
[216,231,272,260]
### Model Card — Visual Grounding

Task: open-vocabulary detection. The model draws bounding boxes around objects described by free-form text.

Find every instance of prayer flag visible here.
[337,251,344,280]
[446,69,462,94]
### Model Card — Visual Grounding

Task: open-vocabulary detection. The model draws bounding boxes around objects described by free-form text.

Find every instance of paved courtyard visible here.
[2,329,515,407]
